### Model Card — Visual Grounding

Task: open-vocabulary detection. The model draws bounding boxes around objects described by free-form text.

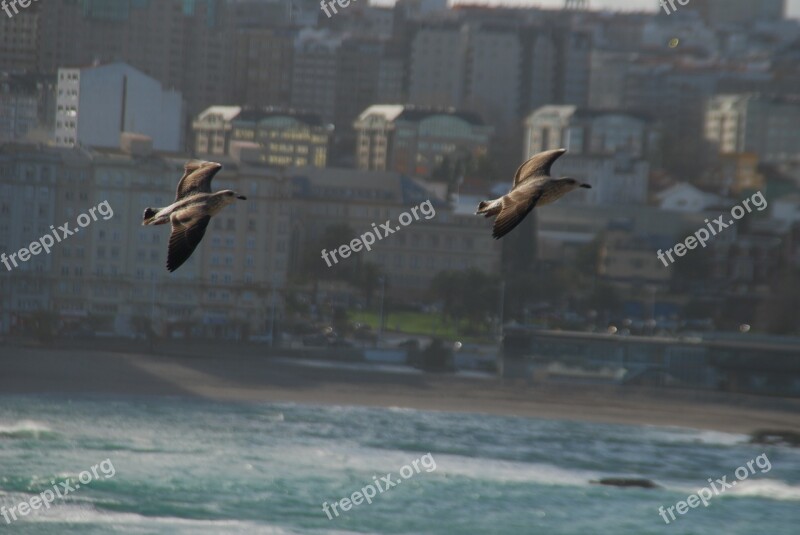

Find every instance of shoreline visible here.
[2,346,799,435]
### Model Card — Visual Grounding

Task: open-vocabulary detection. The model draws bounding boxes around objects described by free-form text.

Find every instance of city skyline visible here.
[435,0,800,18]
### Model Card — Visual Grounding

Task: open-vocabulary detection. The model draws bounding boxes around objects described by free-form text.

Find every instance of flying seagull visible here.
[475,148,591,239]
[142,160,247,272]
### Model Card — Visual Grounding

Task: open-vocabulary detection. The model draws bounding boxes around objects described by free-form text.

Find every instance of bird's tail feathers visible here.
[476,198,502,218]
[142,207,166,225]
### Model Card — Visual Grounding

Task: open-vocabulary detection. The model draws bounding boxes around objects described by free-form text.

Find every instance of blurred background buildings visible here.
[1,0,799,349]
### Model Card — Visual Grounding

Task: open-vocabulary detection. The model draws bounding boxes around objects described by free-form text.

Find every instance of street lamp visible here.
[378,275,386,344]
[498,279,505,338]
[269,272,277,348]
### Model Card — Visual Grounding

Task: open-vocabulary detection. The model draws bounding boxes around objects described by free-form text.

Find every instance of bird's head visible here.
[220,190,248,203]
[559,177,592,191]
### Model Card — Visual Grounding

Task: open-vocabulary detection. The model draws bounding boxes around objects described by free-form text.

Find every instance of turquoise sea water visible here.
[1,395,798,534]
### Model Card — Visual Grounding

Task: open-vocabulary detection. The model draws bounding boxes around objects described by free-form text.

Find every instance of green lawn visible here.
[350,310,493,342]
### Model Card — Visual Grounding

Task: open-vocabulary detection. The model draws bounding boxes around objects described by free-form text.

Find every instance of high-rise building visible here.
[408,23,468,110]
[232,27,296,109]
[0,75,41,143]
[408,18,591,135]
[37,0,232,116]
[290,29,343,125]
[557,29,592,108]
[683,0,785,26]
[462,23,523,129]
[55,63,184,151]
[335,37,393,133]
[0,0,40,72]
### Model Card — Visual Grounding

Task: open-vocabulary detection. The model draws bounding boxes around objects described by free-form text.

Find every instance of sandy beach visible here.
[1,345,798,435]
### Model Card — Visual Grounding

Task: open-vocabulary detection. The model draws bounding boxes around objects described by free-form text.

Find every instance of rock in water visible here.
[590,478,660,489]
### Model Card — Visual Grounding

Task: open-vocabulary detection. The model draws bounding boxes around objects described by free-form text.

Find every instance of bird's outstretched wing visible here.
[167,212,211,272]
[512,148,566,187]
[492,187,543,239]
[175,160,222,201]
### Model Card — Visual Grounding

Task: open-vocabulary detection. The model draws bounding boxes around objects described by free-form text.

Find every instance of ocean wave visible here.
[641,426,749,447]
[271,357,421,376]
[0,420,57,440]
[725,479,800,501]
[7,500,311,534]
[386,406,418,414]
[431,455,600,486]
[259,411,285,422]
[656,478,800,503]
[288,443,601,488]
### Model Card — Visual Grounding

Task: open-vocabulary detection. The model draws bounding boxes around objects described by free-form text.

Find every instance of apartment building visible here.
[288,167,501,298]
[0,140,499,333]
[705,94,800,164]
[193,106,333,168]
[0,141,290,337]
[523,105,659,206]
[354,104,493,177]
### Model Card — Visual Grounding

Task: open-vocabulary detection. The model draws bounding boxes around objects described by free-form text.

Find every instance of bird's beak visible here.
[237,195,247,200]
[580,184,592,189]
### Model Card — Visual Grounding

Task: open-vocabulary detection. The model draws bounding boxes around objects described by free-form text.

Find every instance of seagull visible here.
[475,148,591,239]
[142,160,247,272]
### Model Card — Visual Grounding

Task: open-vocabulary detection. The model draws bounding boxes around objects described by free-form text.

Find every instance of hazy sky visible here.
[442,0,800,18]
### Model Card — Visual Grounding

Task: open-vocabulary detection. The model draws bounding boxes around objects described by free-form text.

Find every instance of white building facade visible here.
[55,63,184,151]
